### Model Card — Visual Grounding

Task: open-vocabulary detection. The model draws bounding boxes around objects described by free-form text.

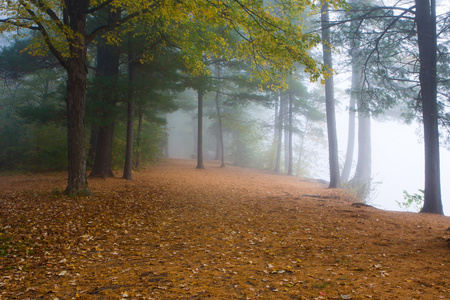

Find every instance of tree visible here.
[0,1,145,194]
[321,0,340,188]
[89,7,121,179]
[415,0,443,214]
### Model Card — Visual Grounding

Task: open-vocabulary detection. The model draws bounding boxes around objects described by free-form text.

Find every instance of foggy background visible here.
[166,95,450,216]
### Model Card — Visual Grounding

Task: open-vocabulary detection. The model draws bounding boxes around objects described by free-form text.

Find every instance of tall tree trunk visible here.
[123,53,136,180]
[215,90,225,168]
[288,88,294,175]
[135,107,143,169]
[283,93,289,173]
[123,99,134,180]
[89,8,120,178]
[64,0,91,195]
[274,93,283,173]
[196,88,205,169]
[321,0,340,188]
[340,74,357,183]
[415,0,443,214]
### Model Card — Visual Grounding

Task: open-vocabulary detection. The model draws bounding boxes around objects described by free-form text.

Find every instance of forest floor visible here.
[0,159,449,300]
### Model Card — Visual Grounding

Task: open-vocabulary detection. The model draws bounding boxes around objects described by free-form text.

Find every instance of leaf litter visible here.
[0,159,449,299]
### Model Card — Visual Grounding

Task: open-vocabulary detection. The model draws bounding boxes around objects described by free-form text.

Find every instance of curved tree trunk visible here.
[321,0,340,189]
[415,0,443,214]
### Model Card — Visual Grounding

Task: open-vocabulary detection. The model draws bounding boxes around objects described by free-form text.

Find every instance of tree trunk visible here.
[196,88,205,169]
[350,104,372,200]
[215,89,225,167]
[415,0,443,214]
[135,107,143,169]
[321,0,340,188]
[87,125,98,168]
[123,99,134,180]
[288,88,294,175]
[123,53,136,180]
[274,93,283,173]
[340,73,357,183]
[90,123,115,178]
[283,93,289,173]
[64,0,91,195]
[89,8,120,178]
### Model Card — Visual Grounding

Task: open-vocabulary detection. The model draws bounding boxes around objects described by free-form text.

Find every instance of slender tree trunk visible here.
[283,93,289,173]
[196,88,204,169]
[123,99,134,180]
[123,52,136,180]
[321,0,340,188]
[415,0,443,214]
[215,90,225,167]
[135,107,143,169]
[341,75,357,183]
[274,93,283,173]
[288,88,294,175]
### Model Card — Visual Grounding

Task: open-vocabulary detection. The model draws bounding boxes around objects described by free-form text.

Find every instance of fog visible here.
[337,111,450,216]
[167,98,450,216]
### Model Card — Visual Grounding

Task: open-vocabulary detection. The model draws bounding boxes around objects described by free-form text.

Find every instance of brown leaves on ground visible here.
[0,159,449,300]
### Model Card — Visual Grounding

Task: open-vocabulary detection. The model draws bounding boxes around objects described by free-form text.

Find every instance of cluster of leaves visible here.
[397,189,425,212]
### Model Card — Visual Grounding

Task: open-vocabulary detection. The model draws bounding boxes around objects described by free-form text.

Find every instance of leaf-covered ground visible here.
[0,159,449,300]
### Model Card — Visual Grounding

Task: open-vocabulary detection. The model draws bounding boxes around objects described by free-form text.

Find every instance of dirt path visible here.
[0,159,449,299]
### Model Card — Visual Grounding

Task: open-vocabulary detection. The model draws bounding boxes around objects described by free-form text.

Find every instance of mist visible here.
[166,92,450,216]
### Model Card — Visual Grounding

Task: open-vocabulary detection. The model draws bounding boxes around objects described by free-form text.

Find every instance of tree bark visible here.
[350,103,372,200]
[340,70,357,183]
[122,99,134,180]
[215,90,225,167]
[87,125,98,168]
[135,107,143,169]
[283,92,289,173]
[64,0,91,195]
[196,88,205,169]
[123,54,136,180]
[288,88,294,175]
[321,0,340,188]
[274,93,283,173]
[415,0,443,214]
[89,8,120,178]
